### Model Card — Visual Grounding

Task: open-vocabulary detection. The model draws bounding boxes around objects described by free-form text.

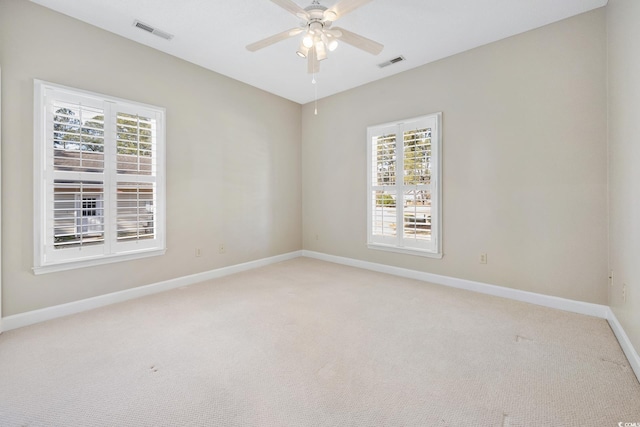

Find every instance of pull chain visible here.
[312,72,318,115]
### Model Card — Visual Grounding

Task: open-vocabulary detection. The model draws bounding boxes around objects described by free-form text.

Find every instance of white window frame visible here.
[366,113,442,258]
[34,80,166,274]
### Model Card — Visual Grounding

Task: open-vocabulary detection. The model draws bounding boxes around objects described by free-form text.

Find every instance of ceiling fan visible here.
[246,0,384,73]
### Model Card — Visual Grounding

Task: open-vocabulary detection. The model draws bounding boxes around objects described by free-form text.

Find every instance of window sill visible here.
[367,243,443,259]
[33,248,166,275]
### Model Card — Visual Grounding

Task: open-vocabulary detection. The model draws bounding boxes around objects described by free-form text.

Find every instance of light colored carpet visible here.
[0,257,639,426]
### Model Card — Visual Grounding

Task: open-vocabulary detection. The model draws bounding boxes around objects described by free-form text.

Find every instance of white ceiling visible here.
[30,0,607,105]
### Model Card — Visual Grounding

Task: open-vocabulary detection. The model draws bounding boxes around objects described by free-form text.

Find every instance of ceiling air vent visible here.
[133,20,173,40]
[378,56,406,68]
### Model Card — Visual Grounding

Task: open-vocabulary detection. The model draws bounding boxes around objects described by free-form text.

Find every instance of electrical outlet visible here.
[195,248,202,257]
[315,234,319,241]
[622,283,627,303]
[219,244,226,254]
[479,253,487,264]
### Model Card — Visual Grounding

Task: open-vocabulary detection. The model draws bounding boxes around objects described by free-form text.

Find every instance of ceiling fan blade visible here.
[308,47,320,74]
[332,26,383,55]
[271,0,310,20]
[246,28,303,52]
[324,0,372,21]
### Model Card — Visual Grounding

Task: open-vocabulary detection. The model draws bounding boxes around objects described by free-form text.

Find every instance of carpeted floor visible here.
[0,257,639,426]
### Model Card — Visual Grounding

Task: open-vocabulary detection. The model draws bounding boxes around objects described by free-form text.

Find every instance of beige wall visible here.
[302,9,608,304]
[607,0,640,355]
[0,0,302,316]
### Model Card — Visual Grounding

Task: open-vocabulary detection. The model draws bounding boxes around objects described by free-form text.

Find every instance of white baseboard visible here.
[302,250,640,382]
[3,248,639,383]
[302,251,609,318]
[606,309,640,382]
[1,251,302,332]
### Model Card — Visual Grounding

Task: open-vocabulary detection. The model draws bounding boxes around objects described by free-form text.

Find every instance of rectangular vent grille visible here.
[133,20,173,40]
[378,56,406,68]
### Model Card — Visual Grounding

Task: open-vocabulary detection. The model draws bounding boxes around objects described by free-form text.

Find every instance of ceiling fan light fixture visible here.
[315,40,327,60]
[322,33,338,51]
[296,44,309,58]
[302,33,314,48]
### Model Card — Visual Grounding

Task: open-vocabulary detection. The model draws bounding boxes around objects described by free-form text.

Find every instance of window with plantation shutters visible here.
[367,113,442,257]
[34,81,166,273]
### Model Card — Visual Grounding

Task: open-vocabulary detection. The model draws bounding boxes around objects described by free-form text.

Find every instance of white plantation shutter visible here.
[112,106,160,253]
[401,126,434,251]
[367,114,442,257]
[43,94,108,264]
[54,181,105,247]
[34,81,165,273]
[370,125,398,246]
[116,182,156,243]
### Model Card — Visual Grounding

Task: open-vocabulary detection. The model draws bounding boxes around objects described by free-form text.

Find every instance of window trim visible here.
[33,80,166,274]
[366,113,443,258]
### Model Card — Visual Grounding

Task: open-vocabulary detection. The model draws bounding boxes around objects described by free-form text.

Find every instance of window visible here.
[367,113,442,257]
[34,81,166,273]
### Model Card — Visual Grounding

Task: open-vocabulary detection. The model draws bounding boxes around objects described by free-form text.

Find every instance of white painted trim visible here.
[367,243,443,259]
[0,67,3,334]
[302,250,609,318]
[2,251,301,331]
[33,248,167,275]
[606,308,640,381]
